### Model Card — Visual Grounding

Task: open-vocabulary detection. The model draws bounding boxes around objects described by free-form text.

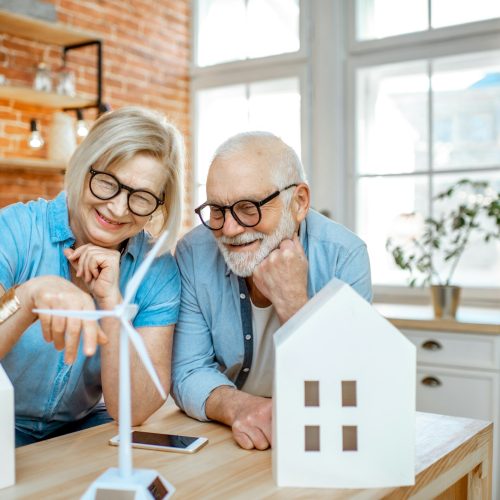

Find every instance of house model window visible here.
[303,379,359,452]
[304,381,321,451]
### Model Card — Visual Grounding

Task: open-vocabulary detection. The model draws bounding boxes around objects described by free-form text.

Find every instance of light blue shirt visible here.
[0,192,181,438]
[172,210,372,421]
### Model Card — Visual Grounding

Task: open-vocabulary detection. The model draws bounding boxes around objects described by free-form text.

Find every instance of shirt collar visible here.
[47,191,141,260]
[48,192,75,246]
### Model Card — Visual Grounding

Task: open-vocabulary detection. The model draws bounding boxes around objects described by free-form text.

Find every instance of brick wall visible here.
[0,0,191,222]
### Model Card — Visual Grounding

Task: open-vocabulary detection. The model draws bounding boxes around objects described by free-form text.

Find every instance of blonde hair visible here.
[65,106,184,254]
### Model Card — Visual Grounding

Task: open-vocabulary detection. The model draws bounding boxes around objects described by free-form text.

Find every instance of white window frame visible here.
[344,1,500,306]
[190,0,500,306]
[190,0,312,226]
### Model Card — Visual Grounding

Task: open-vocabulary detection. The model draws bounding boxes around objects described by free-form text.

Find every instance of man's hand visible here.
[205,386,272,450]
[252,233,308,323]
[64,244,122,309]
[231,394,272,450]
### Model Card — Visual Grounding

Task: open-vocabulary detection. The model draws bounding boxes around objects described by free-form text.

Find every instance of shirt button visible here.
[243,367,250,372]
[240,293,246,299]
[245,334,251,340]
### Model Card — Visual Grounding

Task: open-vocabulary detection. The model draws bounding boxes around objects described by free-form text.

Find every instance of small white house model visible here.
[0,364,15,489]
[273,279,416,489]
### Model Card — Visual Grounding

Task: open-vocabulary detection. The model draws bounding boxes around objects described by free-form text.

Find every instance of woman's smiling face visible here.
[71,154,167,249]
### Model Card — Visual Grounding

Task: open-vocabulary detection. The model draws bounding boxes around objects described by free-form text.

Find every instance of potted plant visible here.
[386,179,500,318]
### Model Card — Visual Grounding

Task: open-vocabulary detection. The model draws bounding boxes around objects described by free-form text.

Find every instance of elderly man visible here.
[172,131,372,450]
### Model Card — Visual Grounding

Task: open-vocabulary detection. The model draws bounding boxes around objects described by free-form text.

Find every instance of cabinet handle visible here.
[421,376,442,387]
[421,340,442,351]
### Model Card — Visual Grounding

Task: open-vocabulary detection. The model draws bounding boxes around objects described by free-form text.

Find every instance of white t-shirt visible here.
[241,301,281,397]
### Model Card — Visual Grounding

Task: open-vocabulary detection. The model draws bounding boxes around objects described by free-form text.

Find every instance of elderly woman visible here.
[0,106,184,446]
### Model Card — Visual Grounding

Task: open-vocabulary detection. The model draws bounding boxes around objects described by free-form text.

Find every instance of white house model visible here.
[0,363,14,489]
[273,278,416,489]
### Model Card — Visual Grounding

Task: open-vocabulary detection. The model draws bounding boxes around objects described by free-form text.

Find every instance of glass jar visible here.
[33,62,52,92]
[56,66,76,97]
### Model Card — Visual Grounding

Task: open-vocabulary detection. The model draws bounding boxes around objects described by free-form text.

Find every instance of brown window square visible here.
[342,425,358,451]
[341,380,357,407]
[305,425,320,451]
[304,380,320,407]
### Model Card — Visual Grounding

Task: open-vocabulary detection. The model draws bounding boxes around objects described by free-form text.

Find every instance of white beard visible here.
[216,208,297,277]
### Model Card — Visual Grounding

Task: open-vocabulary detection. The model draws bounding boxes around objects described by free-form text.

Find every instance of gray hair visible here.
[211,131,307,190]
[65,106,184,254]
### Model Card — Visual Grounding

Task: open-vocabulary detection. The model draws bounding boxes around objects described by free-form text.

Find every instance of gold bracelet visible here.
[0,286,21,324]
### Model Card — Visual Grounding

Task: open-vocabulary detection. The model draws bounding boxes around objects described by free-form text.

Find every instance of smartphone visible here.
[109,431,208,453]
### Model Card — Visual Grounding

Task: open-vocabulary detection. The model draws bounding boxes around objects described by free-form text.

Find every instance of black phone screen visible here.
[131,431,198,448]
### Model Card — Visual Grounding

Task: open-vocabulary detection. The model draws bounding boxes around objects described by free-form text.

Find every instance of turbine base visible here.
[81,467,175,499]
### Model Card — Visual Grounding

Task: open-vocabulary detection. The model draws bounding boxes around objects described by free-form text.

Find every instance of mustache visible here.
[218,232,265,245]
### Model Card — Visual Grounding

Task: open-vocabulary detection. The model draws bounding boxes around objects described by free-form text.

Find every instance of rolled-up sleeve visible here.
[171,239,235,421]
[0,203,29,290]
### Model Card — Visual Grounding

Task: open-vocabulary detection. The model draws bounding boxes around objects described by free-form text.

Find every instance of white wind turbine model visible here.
[34,230,175,499]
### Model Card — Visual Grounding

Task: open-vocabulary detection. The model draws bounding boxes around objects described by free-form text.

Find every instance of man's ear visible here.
[292,183,310,223]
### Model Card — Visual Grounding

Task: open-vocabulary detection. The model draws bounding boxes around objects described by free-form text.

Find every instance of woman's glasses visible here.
[89,167,164,217]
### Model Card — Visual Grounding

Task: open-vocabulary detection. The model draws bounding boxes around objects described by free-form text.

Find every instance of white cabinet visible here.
[402,329,500,498]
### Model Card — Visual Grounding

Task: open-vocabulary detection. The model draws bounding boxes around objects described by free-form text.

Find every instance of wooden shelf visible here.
[0,10,98,45]
[0,85,95,109]
[0,158,66,172]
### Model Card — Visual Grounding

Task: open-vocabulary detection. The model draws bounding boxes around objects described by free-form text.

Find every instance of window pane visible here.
[247,0,300,59]
[357,62,429,174]
[433,52,500,171]
[197,0,246,66]
[196,85,247,194]
[196,0,299,67]
[432,0,500,28]
[356,0,428,40]
[357,176,429,285]
[431,172,500,288]
[195,78,301,206]
[249,78,301,158]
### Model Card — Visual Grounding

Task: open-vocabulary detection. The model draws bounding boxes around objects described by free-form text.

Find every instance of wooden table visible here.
[1,406,493,499]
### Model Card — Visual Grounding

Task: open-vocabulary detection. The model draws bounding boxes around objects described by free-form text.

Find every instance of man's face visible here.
[206,151,298,277]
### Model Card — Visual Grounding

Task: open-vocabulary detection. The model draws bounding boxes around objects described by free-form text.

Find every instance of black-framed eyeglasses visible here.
[88,167,164,217]
[195,184,298,231]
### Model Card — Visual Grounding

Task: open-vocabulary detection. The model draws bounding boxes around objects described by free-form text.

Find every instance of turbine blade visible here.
[122,321,166,399]
[123,230,169,305]
[32,308,112,320]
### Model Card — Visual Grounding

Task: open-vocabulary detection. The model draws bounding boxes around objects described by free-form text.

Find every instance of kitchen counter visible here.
[375,303,500,335]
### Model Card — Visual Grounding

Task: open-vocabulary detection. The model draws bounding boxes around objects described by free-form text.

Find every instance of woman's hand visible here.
[19,276,108,364]
[64,245,122,309]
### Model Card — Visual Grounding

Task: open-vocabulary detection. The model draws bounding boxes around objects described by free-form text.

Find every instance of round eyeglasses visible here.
[195,184,297,231]
[88,167,164,217]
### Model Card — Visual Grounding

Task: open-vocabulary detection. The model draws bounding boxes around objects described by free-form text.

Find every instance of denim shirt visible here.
[0,192,181,438]
[172,210,372,421]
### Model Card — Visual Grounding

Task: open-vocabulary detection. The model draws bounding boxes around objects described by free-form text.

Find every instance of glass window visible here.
[356,176,429,285]
[431,0,500,28]
[431,171,500,288]
[433,52,500,170]
[196,0,300,67]
[356,0,500,41]
[357,62,429,174]
[356,0,428,40]
[355,51,500,288]
[195,77,301,207]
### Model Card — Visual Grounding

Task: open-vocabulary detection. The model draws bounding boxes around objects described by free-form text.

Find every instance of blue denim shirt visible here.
[0,192,181,438]
[172,210,372,421]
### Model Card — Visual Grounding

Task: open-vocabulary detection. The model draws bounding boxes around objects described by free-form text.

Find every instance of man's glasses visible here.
[195,184,297,231]
[88,167,164,217]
